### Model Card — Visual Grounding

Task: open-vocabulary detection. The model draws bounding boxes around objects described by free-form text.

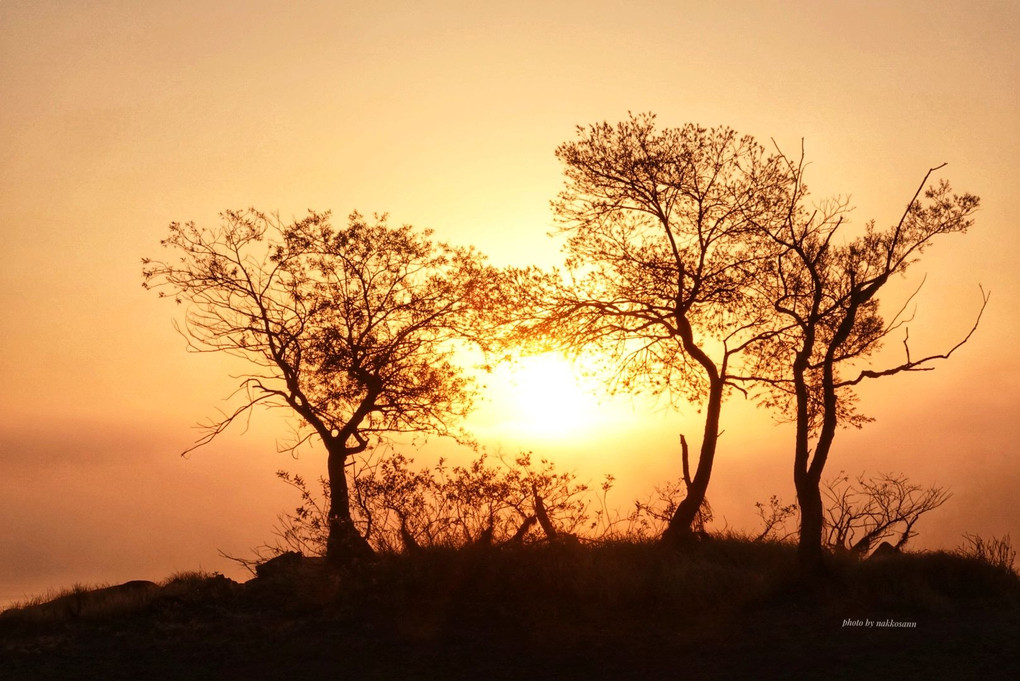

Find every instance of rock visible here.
[255,551,305,580]
[868,541,900,559]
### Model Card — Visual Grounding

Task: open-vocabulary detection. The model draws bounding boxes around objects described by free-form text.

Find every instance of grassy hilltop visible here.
[2,538,1019,680]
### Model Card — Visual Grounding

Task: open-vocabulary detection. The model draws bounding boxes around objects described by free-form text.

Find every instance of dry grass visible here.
[0,571,234,625]
[2,540,1018,680]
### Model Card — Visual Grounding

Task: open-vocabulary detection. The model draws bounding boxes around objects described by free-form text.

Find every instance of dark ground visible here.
[2,541,1018,680]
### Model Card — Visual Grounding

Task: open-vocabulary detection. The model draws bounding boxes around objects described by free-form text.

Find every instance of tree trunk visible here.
[794,298,856,575]
[325,447,375,567]
[795,392,838,574]
[790,332,831,575]
[795,470,826,574]
[663,378,723,547]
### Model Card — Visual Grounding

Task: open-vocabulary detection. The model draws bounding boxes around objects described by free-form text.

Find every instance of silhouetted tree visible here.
[143,209,493,566]
[752,472,948,551]
[823,471,951,554]
[531,113,788,545]
[747,154,986,570]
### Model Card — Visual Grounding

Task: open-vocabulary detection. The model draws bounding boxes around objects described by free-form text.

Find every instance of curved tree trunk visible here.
[789,318,831,575]
[794,406,837,574]
[663,377,723,547]
[325,448,375,567]
[795,334,841,574]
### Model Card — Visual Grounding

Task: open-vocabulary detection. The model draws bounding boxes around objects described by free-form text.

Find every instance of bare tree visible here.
[753,495,798,543]
[143,209,493,566]
[823,472,951,555]
[526,113,789,546]
[747,152,986,570]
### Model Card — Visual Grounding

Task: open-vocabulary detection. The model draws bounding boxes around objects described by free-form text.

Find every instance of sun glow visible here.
[486,353,608,443]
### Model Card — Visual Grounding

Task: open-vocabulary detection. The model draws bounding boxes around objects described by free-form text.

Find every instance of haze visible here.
[2,0,1018,605]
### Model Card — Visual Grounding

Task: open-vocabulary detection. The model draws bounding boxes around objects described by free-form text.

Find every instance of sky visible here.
[1,0,1018,604]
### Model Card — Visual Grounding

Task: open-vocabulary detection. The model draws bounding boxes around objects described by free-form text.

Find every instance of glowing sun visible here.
[494,353,605,441]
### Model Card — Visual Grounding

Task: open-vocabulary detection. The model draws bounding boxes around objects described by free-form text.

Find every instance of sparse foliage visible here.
[529,113,789,545]
[753,495,798,543]
[248,451,599,561]
[143,209,495,565]
[823,472,951,554]
[357,450,596,550]
[744,151,985,569]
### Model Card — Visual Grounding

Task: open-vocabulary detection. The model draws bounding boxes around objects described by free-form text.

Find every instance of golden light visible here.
[485,352,608,443]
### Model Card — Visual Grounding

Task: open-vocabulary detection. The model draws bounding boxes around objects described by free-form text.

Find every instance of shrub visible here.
[957,533,1017,575]
[241,451,604,567]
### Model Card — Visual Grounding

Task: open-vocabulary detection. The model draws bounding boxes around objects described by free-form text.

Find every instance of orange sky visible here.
[2,0,1018,603]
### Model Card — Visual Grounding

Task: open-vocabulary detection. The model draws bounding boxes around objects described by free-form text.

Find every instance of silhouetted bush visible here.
[956,533,1017,575]
[234,451,612,570]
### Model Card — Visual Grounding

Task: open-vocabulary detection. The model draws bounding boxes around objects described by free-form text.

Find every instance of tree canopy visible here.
[519,113,791,543]
[142,116,986,570]
[143,209,496,564]
[745,152,986,568]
